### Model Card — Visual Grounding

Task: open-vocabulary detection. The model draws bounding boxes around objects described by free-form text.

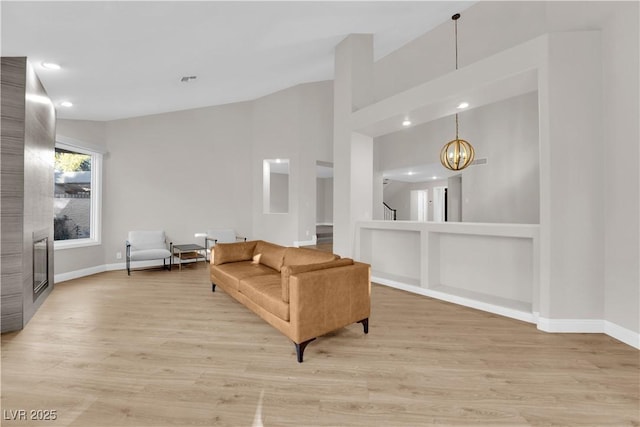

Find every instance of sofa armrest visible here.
[288,262,371,343]
[281,258,353,303]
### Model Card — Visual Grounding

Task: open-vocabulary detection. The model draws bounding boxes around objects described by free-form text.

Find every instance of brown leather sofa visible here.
[209,240,370,362]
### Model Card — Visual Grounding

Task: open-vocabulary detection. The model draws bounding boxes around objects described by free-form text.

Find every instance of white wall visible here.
[251,81,333,246]
[601,3,640,337]
[377,92,540,224]
[316,177,333,224]
[269,172,289,214]
[103,102,254,265]
[333,34,374,256]
[460,93,539,224]
[373,1,547,102]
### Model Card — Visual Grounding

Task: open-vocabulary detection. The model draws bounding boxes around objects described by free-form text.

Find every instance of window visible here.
[54,141,102,249]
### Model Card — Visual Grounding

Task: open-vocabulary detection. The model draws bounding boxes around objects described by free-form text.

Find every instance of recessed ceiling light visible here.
[402,119,412,126]
[432,176,438,180]
[42,62,61,70]
[407,171,415,176]
[457,102,469,109]
[60,101,73,107]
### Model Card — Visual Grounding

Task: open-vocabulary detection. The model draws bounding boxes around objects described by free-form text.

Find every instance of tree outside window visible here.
[54,147,92,241]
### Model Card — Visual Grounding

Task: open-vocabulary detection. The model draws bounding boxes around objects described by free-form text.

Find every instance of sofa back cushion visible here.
[281,258,354,302]
[254,241,286,272]
[213,241,257,265]
[283,247,338,267]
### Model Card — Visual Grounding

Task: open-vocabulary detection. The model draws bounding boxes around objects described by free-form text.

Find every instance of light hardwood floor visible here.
[1,263,638,426]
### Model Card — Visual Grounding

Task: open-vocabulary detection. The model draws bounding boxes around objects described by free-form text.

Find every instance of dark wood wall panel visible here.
[1,57,55,333]
[1,57,26,333]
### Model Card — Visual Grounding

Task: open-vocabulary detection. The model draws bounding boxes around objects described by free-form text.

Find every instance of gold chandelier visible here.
[440,13,475,171]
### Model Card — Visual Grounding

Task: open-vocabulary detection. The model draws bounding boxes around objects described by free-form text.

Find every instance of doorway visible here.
[433,186,447,222]
[410,189,428,222]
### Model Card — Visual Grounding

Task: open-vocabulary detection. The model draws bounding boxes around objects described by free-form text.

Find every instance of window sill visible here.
[54,239,101,251]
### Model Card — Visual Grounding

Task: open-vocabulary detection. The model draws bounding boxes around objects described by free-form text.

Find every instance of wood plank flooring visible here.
[1,263,638,426]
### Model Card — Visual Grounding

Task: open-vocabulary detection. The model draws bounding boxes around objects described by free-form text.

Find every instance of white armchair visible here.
[203,229,246,262]
[126,230,172,275]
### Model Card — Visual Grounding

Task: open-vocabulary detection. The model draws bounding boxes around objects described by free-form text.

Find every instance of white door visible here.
[410,189,428,222]
[433,186,446,222]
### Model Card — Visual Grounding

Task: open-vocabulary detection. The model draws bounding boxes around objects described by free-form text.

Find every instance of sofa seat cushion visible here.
[212,261,276,292]
[283,247,338,267]
[239,275,290,321]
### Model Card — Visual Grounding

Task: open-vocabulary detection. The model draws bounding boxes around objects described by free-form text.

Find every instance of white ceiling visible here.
[1,1,474,121]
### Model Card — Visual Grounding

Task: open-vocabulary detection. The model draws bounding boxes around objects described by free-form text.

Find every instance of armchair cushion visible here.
[129,248,171,261]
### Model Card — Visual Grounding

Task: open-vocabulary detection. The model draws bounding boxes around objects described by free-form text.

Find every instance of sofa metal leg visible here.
[358,318,369,334]
[294,338,316,363]
[211,283,216,292]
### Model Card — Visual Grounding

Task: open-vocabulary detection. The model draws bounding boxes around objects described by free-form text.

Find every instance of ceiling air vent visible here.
[180,76,197,83]
[471,157,488,166]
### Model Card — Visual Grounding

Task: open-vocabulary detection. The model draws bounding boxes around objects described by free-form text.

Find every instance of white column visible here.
[538,31,604,327]
[333,34,374,257]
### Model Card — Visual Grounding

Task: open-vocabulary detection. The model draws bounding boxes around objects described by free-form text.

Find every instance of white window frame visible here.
[54,137,103,250]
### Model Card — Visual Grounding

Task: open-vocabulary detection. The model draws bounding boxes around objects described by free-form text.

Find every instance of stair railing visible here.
[383,202,397,221]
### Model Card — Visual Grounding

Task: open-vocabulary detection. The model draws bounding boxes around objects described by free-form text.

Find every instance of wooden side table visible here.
[172,244,206,270]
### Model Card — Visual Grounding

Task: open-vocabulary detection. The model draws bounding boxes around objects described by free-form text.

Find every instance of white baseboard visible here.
[536,317,605,333]
[604,321,640,349]
[105,259,173,271]
[538,318,639,349]
[57,259,195,282]
[372,276,536,324]
[54,265,107,283]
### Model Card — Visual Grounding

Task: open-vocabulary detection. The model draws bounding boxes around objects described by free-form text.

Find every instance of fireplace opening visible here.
[33,230,49,300]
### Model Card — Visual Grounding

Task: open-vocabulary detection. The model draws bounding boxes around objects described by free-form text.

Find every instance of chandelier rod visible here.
[453,13,460,140]
[453,13,460,71]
